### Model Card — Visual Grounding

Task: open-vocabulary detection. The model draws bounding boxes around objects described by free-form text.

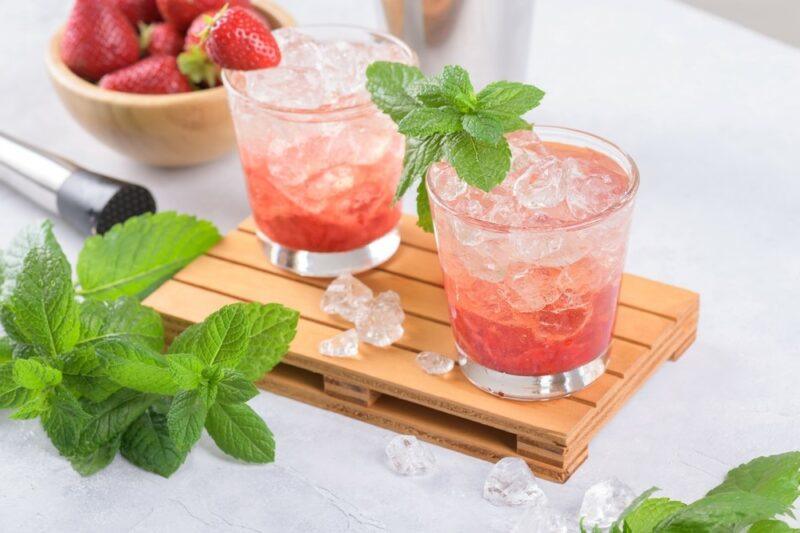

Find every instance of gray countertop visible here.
[1,0,799,531]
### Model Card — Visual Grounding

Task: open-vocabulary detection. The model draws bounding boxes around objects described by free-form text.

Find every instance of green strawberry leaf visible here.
[169,304,250,368]
[12,358,62,390]
[204,402,274,463]
[398,107,463,137]
[365,61,424,122]
[444,131,511,192]
[394,134,445,202]
[167,388,208,452]
[68,435,121,476]
[461,113,504,145]
[216,369,258,404]
[167,353,206,390]
[76,212,220,301]
[477,80,545,117]
[121,408,187,478]
[0,221,80,358]
[235,303,298,381]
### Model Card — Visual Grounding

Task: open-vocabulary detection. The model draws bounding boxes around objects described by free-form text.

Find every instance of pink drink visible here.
[223,27,415,275]
[427,127,638,399]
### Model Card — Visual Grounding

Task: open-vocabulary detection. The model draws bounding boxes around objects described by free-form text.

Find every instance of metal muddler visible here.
[0,132,156,235]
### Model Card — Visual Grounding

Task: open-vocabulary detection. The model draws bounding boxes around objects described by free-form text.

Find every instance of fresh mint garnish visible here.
[0,213,299,477]
[366,62,545,231]
[596,451,800,533]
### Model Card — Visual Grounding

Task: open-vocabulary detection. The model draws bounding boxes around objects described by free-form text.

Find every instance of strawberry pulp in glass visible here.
[223,26,416,276]
[427,127,638,400]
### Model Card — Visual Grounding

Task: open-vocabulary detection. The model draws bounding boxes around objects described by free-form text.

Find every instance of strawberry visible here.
[184,11,216,51]
[114,0,161,25]
[61,0,140,81]
[205,7,280,70]
[139,22,183,56]
[155,0,251,32]
[99,55,192,93]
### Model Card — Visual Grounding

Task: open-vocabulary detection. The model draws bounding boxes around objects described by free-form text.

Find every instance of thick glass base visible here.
[256,227,401,278]
[458,345,609,401]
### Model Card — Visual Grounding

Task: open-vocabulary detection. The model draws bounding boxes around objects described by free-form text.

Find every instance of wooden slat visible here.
[619,274,699,321]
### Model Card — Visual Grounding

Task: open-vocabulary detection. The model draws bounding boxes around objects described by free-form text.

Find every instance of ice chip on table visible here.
[415,352,455,375]
[318,329,359,358]
[321,274,373,322]
[385,435,435,476]
[355,291,405,347]
[512,505,577,533]
[579,477,637,529]
[483,457,547,507]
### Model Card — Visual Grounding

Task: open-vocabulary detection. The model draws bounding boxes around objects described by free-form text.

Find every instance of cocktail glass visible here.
[222,26,416,277]
[427,126,639,400]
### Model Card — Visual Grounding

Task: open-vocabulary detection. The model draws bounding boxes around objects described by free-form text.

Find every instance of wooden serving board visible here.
[143,215,699,483]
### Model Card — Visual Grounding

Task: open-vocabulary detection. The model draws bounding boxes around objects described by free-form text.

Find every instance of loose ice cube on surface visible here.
[579,477,637,529]
[321,274,374,322]
[415,352,455,375]
[318,329,359,358]
[385,435,436,476]
[483,457,547,507]
[355,291,405,347]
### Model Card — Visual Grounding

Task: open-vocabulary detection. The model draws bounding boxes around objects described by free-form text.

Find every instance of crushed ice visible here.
[385,435,436,476]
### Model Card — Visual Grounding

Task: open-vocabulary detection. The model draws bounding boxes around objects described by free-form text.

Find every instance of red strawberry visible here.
[205,7,280,70]
[61,0,140,81]
[184,11,216,51]
[99,55,192,93]
[140,22,183,56]
[114,0,161,25]
[155,0,251,32]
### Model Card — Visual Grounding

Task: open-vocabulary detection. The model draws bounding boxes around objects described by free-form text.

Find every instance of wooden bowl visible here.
[44,0,294,167]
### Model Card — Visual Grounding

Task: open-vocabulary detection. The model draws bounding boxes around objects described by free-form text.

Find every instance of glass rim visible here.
[221,24,417,117]
[426,125,640,233]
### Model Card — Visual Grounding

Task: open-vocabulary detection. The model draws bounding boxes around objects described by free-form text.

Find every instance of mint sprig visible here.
[0,213,299,477]
[366,62,544,232]
[587,451,800,533]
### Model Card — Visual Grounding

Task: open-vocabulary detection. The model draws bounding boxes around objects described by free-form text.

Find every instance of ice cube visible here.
[483,457,547,507]
[321,274,373,322]
[355,291,405,347]
[318,329,359,358]
[385,435,436,476]
[566,171,622,220]
[500,265,561,313]
[512,156,567,210]
[512,505,577,533]
[428,162,467,202]
[415,352,455,375]
[579,477,637,529]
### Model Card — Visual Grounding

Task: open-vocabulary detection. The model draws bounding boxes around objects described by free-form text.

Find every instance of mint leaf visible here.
[398,107,462,137]
[394,134,445,202]
[68,435,121,476]
[0,362,34,408]
[12,359,62,390]
[653,491,786,532]
[121,409,187,477]
[167,388,207,451]
[749,520,798,532]
[41,385,90,456]
[235,303,298,381]
[0,221,80,358]
[169,304,250,368]
[444,131,511,191]
[77,389,154,455]
[205,402,275,463]
[76,212,220,301]
[167,354,205,390]
[476,80,545,118]
[100,342,177,395]
[365,61,424,122]
[62,374,120,403]
[416,179,433,232]
[216,369,258,404]
[76,297,164,352]
[610,487,663,532]
[497,115,532,133]
[623,498,687,532]
[461,113,504,145]
[11,393,49,420]
[413,65,477,113]
[0,336,12,362]
[706,452,800,510]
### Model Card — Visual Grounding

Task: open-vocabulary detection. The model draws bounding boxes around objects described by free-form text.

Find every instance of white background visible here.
[1,0,799,531]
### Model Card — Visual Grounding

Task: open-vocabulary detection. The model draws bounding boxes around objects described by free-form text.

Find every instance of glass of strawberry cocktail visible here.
[223,26,415,277]
[428,126,639,400]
